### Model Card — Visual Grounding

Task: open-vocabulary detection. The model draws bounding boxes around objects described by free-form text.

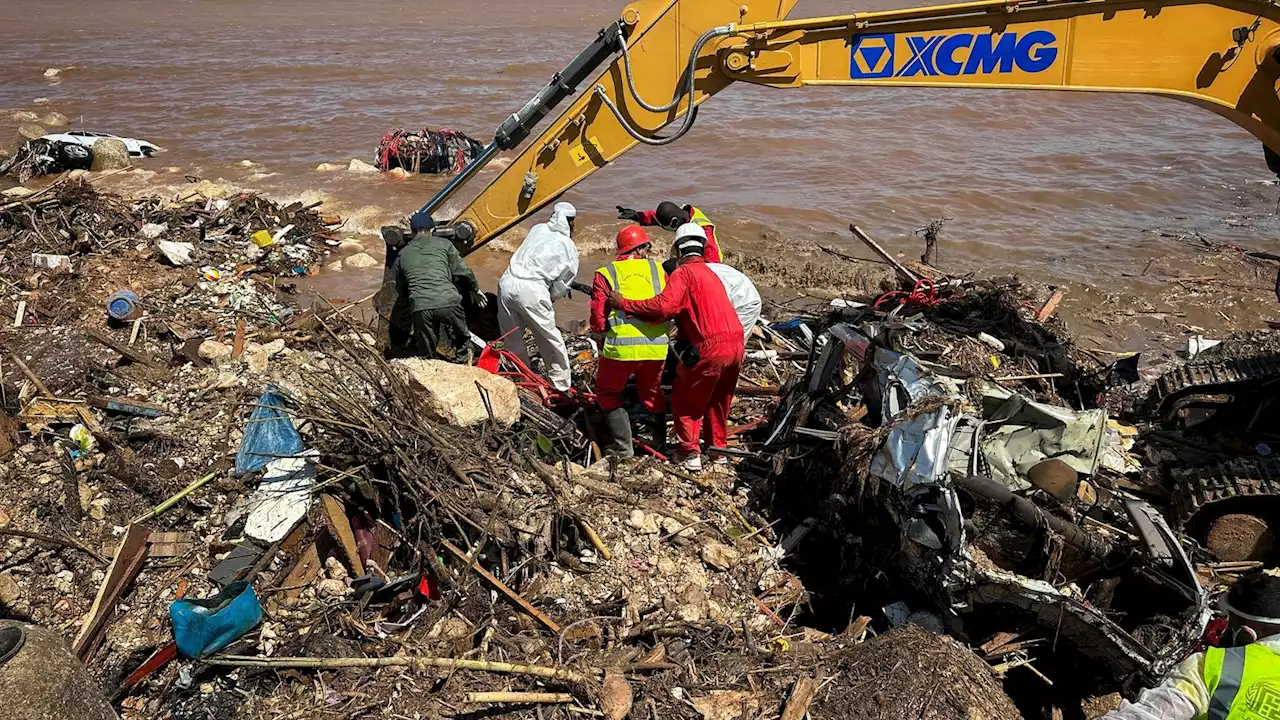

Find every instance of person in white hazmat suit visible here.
[707,262,762,344]
[497,202,579,390]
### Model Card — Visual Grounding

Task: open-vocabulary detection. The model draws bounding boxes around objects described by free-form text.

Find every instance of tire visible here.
[60,143,90,162]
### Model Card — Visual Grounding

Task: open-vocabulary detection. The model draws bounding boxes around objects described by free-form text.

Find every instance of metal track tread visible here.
[1169,457,1280,529]
[1150,355,1280,418]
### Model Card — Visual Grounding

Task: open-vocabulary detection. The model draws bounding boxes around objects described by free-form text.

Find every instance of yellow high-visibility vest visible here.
[1204,643,1280,719]
[689,206,716,239]
[597,258,671,361]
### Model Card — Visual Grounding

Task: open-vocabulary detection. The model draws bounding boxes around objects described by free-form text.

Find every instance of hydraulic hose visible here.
[596,25,735,147]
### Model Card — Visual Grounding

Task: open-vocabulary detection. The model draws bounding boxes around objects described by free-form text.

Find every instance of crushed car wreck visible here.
[755,287,1214,711]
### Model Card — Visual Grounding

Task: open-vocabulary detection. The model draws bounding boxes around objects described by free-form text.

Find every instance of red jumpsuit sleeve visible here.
[619,267,689,321]
[636,210,659,227]
[589,271,610,334]
[703,225,721,263]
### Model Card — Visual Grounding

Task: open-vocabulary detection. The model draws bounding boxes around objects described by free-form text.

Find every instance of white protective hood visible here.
[505,202,579,300]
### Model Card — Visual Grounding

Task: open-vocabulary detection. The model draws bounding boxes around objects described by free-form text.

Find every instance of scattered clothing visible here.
[707,262,762,344]
[498,202,579,390]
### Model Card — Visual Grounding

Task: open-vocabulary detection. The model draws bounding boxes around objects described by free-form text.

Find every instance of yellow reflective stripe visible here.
[647,259,662,294]
[602,263,619,289]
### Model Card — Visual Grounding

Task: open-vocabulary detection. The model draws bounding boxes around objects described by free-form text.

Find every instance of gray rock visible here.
[0,622,118,719]
[89,138,130,172]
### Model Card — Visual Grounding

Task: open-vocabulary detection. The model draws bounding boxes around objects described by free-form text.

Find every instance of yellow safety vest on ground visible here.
[1204,644,1280,719]
[689,206,715,237]
[597,258,670,361]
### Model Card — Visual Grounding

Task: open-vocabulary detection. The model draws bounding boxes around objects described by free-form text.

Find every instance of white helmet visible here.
[674,222,706,256]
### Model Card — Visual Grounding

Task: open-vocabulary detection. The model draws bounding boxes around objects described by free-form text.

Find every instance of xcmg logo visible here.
[850,30,1059,79]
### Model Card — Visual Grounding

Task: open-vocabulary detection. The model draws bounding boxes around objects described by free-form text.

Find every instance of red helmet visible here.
[615,224,651,256]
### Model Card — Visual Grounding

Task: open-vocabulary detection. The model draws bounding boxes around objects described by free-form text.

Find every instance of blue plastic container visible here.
[106,290,142,321]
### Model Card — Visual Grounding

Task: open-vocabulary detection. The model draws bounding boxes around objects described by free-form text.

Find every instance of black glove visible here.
[616,206,641,222]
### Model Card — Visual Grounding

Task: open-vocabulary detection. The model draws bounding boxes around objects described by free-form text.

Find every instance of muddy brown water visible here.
[4,0,1279,346]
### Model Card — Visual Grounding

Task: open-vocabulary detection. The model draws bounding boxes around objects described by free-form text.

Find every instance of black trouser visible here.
[411,305,470,360]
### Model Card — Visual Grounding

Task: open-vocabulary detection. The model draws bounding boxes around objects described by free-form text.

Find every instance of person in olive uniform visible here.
[388,211,486,361]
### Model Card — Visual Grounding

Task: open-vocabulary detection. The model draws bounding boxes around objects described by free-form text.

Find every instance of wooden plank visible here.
[73,524,151,658]
[781,675,820,720]
[442,539,562,633]
[320,494,364,576]
[849,224,920,285]
[1036,290,1065,323]
[271,541,322,610]
[231,319,246,359]
[10,354,53,398]
[88,395,167,418]
[147,531,195,558]
[86,328,165,369]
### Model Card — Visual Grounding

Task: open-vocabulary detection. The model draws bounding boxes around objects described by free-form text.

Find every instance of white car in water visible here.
[41,131,162,157]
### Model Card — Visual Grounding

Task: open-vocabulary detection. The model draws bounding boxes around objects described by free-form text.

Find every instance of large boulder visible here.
[392,358,520,427]
[0,622,118,720]
[89,138,130,171]
[342,252,380,269]
[40,112,69,128]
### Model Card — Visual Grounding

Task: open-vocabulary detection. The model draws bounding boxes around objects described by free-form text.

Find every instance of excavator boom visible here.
[422,0,1280,254]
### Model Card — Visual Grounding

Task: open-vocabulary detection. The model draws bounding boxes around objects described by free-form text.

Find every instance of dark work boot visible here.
[646,412,668,451]
[603,408,635,458]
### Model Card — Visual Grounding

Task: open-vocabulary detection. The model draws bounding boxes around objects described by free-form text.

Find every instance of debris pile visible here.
[3,186,1278,719]
[374,127,486,175]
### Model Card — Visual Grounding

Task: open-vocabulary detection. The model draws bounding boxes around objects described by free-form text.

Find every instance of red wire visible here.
[874,278,942,311]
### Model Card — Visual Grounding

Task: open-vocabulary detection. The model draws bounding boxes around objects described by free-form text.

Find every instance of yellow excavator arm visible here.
[420,0,1280,254]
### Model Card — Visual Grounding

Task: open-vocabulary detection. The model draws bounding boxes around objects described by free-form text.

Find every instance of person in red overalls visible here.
[605,223,744,472]
[616,201,722,263]
[589,225,671,458]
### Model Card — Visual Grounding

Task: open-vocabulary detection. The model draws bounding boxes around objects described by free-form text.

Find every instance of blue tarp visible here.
[234,388,303,476]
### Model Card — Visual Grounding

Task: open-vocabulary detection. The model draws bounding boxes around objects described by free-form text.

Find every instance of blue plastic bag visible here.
[235,389,303,476]
[170,581,263,658]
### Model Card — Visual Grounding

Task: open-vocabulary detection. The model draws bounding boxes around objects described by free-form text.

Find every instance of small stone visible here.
[324,556,348,581]
[139,223,168,239]
[1,186,35,199]
[238,159,256,167]
[0,509,9,528]
[700,542,740,571]
[385,167,411,179]
[11,111,39,122]
[241,343,269,374]
[198,340,231,363]
[661,518,683,536]
[431,616,471,640]
[315,162,344,172]
[213,371,240,389]
[676,584,707,622]
[199,683,214,695]
[0,573,20,605]
[190,179,230,200]
[628,510,647,530]
[43,68,60,78]
[262,339,287,357]
[316,578,348,598]
[346,158,379,174]
[324,260,343,273]
[89,499,109,521]
[53,569,75,594]
[337,240,365,254]
[342,252,379,269]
